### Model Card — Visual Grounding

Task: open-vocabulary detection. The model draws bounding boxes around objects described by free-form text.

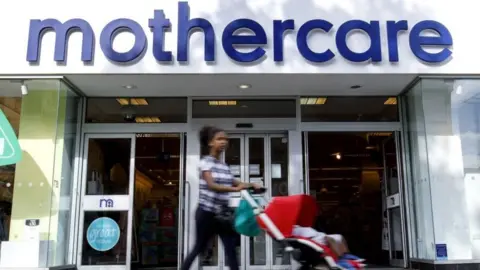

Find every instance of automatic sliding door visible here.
[268,135,290,266]
[223,135,244,269]
[245,135,268,268]
[201,133,290,270]
[77,134,136,270]
[200,136,245,269]
[244,134,290,269]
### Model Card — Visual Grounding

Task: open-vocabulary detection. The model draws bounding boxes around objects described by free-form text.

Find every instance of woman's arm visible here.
[233,179,261,189]
[203,171,241,193]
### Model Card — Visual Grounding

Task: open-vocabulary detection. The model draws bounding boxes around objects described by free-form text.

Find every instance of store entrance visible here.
[200,133,290,270]
[77,133,185,270]
[304,131,407,268]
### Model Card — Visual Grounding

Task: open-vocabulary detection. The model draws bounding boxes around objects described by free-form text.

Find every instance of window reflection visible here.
[86,98,188,123]
[192,99,296,118]
[301,96,399,122]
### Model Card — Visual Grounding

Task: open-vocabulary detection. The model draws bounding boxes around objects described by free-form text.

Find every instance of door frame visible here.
[188,131,294,270]
[76,131,187,270]
[302,129,409,268]
[76,133,137,270]
[382,132,408,268]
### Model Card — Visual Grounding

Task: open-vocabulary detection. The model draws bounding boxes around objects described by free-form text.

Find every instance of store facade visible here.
[0,0,479,269]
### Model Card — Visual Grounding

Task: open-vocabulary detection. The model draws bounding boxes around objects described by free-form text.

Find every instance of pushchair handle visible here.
[247,186,267,194]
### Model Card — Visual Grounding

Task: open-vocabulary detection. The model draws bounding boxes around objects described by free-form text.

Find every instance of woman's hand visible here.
[234,182,248,192]
[251,183,263,190]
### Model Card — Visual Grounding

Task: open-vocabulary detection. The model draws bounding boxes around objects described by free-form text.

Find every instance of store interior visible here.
[132,134,181,269]
[0,97,21,243]
[306,131,399,265]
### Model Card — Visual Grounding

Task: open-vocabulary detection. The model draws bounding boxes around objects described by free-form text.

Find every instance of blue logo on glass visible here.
[86,217,120,252]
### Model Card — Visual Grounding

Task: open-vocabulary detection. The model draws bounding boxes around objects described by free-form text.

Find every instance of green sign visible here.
[0,109,21,166]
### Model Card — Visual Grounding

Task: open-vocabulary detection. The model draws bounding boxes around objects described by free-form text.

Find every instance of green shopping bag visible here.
[234,198,261,237]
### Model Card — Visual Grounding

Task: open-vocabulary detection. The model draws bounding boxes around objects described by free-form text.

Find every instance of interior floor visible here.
[306,132,401,266]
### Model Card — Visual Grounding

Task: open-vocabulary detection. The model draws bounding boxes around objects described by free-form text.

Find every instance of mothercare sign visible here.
[0,110,21,167]
[26,1,453,65]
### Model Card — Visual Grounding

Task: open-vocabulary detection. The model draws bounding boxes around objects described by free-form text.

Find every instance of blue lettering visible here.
[149,10,172,62]
[177,1,215,62]
[26,18,94,62]
[336,20,382,62]
[297,19,335,63]
[99,199,114,208]
[409,20,453,63]
[273,20,295,62]
[100,19,146,63]
[386,20,409,62]
[222,19,267,62]
[25,2,453,65]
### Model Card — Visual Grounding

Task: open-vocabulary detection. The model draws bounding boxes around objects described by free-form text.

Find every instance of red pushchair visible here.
[239,188,364,270]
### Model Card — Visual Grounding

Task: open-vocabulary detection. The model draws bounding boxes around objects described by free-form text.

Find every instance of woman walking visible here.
[181,126,260,270]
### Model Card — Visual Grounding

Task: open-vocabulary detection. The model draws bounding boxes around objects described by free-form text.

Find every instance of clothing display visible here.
[0,212,9,241]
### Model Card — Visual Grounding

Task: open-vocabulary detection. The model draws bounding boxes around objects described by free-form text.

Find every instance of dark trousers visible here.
[181,207,239,270]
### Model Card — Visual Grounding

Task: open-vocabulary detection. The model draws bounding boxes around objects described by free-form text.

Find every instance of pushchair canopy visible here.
[258,194,318,238]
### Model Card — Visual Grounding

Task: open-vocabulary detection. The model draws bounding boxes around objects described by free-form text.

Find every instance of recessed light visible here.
[384,97,397,105]
[123,84,137,89]
[238,84,251,89]
[350,85,362,89]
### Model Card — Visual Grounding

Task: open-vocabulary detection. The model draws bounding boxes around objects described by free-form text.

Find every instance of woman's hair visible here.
[199,125,224,155]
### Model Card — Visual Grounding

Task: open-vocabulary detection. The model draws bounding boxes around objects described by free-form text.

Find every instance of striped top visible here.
[198,155,234,213]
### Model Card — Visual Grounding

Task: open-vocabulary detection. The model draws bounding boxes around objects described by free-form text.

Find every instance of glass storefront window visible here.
[403,82,435,260]
[0,79,80,267]
[403,78,480,260]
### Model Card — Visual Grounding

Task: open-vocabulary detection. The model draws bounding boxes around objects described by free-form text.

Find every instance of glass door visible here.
[382,132,407,268]
[244,135,268,269]
[200,133,290,270]
[77,134,136,270]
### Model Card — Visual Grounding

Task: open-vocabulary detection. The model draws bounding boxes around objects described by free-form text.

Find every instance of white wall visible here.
[1,0,480,74]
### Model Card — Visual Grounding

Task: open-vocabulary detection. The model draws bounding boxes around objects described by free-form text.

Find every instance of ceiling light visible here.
[384,97,397,105]
[455,85,463,95]
[116,98,129,105]
[130,98,148,106]
[123,84,137,89]
[300,97,327,105]
[135,116,161,123]
[208,100,237,106]
[350,85,362,89]
[238,84,251,89]
[367,132,392,137]
[20,82,28,96]
[116,98,148,106]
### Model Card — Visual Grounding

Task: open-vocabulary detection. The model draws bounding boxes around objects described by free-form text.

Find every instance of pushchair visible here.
[238,188,365,270]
